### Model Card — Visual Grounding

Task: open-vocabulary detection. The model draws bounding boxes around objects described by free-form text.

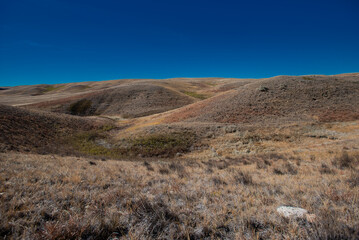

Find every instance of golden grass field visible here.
[1,74,359,239]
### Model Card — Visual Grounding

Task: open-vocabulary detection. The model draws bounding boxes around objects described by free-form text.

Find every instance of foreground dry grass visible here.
[1,150,358,239]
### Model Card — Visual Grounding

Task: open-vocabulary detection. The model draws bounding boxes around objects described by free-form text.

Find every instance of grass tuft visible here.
[332,151,358,169]
[183,91,207,100]
[320,163,336,174]
[234,170,254,185]
[347,171,359,188]
[42,85,64,93]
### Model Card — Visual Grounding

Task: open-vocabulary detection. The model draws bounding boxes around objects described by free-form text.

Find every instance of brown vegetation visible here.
[1,152,358,239]
[0,104,112,154]
[30,84,195,118]
[165,74,359,124]
[1,73,359,239]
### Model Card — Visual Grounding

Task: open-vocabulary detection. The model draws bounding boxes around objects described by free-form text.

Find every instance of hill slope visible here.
[28,83,195,117]
[165,74,359,124]
[0,104,109,153]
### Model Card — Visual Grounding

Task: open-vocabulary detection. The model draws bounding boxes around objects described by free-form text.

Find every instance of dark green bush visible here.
[128,132,196,157]
[69,99,92,115]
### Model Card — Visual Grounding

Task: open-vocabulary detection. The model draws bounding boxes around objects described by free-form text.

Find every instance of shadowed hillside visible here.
[0,104,112,154]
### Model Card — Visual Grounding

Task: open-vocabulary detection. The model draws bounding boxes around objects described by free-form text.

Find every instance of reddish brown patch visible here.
[164,102,207,123]
[315,109,359,122]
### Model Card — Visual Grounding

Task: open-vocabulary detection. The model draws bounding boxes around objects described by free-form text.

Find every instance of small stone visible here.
[277,206,312,220]
[277,206,307,218]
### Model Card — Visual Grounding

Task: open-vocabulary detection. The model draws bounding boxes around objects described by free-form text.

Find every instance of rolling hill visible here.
[165,74,359,124]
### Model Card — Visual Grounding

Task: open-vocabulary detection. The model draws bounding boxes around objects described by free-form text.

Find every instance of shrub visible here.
[68,99,92,115]
[304,211,359,239]
[258,86,269,92]
[42,85,64,93]
[169,162,185,172]
[130,198,181,239]
[234,170,253,185]
[286,162,298,175]
[143,161,154,171]
[183,91,207,100]
[70,131,197,159]
[69,131,120,159]
[212,177,227,185]
[169,162,187,177]
[256,160,267,169]
[159,167,170,174]
[128,132,196,158]
[332,151,358,169]
[320,163,336,174]
[347,171,359,188]
[273,167,285,175]
[273,162,297,175]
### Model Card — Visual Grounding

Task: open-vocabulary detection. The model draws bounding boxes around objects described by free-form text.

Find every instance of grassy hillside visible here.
[1,74,359,239]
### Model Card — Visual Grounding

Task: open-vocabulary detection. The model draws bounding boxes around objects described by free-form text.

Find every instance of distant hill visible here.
[0,77,247,117]
[1,73,358,142]
[27,83,195,117]
[165,74,359,124]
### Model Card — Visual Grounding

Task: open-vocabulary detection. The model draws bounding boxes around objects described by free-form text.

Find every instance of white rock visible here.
[276,206,308,218]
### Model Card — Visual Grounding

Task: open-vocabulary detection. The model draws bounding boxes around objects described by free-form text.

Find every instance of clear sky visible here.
[0,0,358,86]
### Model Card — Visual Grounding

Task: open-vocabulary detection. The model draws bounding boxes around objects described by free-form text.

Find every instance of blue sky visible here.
[0,0,358,86]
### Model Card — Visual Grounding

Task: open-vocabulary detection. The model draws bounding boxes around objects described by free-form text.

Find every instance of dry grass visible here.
[164,75,359,124]
[1,150,358,239]
[332,151,359,169]
[1,74,359,239]
[183,91,207,100]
